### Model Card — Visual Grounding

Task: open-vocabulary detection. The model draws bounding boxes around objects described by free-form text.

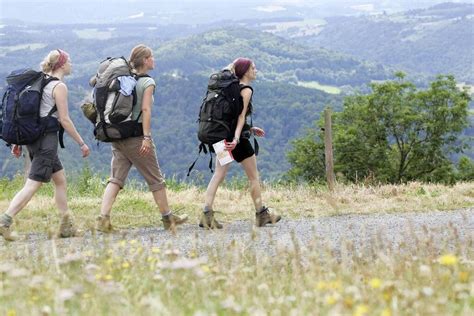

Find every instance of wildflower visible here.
[316,281,327,290]
[151,247,160,254]
[459,271,469,282]
[369,278,382,289]
[106,258,114,265]
[201,265,211,273]
[438,254,458,266]
[381,308,391,316]
[119,240,127,247]
[129,239,138,245]
[122,262,130,269]
[7,309,16,316]
[105,275,113,281]
[353,304,369,316]
[325,294,338,305]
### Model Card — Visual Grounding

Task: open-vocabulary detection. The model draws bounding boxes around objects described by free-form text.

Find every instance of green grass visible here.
[0,176,473,314]
[0,226,472,315]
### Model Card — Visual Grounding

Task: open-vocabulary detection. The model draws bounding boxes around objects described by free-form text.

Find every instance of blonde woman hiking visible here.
[0,49,90,241]
[96,44,188,232]
[200,57,281,229]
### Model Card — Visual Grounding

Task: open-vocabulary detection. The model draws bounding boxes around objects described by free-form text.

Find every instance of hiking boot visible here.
[199,210,223,229]
[96,215,115,233]
[256,207,281,227]
[0,224,18,242]
[162,213,188,230]
[58,213,83,238]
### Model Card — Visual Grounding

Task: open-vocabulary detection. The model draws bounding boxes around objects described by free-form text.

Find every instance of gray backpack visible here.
[86,57,149,142]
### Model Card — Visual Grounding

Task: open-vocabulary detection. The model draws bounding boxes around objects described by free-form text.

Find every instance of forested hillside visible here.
[298,3,473,83]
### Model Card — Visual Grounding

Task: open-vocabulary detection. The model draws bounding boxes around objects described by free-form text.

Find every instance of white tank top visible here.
[40,79,62,118]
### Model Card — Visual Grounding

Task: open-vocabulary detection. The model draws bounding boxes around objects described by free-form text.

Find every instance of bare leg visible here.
[152,188,170,215]
[240,155,263,211]
[5,179,43,217]
[204,159,231,209]
[51,170,68,215]
[100,182,121,216]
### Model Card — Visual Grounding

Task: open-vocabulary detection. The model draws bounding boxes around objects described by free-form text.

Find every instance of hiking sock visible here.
[0,213,13,227]
[203,206,212,213]
[256,206,266,214]
[162,210,172,218]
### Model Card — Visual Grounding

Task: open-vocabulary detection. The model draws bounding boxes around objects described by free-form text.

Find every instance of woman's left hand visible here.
[139,138,153,156]
[251,126,265,137]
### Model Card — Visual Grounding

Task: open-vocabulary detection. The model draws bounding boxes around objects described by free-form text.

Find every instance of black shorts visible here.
[231,138,255,163]
[26,132,63,183]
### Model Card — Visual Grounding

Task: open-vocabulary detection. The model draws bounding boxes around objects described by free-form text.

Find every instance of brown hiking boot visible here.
[58,213,83,238]
[0,224,18,242]
[96,215,115,233]
[199,210,223,229]
[162,213,188,230]
[256,207,281,227]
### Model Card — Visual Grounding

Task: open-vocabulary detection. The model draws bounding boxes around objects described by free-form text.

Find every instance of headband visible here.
[52,49,69,71]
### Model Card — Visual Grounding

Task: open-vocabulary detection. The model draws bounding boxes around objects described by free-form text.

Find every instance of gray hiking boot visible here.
[96,214,115,233]
[0,214,17,241]
[0,224,18,242]
[58,213,83,238]
[256,207,281,227]
[199,210,223,229]
[162,213,188,230]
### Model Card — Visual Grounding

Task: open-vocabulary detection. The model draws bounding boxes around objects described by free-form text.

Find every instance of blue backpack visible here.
[0,69,62,146]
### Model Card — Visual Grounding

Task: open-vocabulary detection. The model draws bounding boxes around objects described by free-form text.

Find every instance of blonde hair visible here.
[40,50,62,73]
[129,44,152,71]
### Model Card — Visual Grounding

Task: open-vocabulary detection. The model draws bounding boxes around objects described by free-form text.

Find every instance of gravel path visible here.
[3,208,474,259]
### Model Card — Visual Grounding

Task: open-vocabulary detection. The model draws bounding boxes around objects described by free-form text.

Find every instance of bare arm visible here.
[225,87,252,151]
[138,85,155,156]
[54,83,90,157]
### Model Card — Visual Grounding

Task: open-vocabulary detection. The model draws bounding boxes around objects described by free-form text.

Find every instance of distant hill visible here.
[296,2,474,83]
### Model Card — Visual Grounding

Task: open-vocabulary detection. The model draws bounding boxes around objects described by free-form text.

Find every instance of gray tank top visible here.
[40,80,62,118]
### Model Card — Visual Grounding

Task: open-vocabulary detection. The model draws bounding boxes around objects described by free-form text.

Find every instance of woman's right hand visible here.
[11,145,22,158]
[80,144,90,158]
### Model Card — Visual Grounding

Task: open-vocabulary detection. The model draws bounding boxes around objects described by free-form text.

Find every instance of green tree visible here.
[288,74,471,183]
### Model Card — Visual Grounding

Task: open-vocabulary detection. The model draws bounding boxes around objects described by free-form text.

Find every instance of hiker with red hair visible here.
[200,58,282,229]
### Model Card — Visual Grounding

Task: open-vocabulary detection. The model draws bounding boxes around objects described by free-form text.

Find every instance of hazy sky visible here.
[0,0,465,24]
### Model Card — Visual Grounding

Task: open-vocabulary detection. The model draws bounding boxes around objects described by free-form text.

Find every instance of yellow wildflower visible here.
[152,247,160,254]
[106,258,114,265]
[122,262,130,269]
[201,265,211,273]
[459,271,469,282]
[369,278,382,289]
[325,294,337,305]
[119,240,126,247]
[438,254,458,266]
[354,304,369,316]
[381,308,391,316]
[129,239,138,245]
[317,281,327,290]
[105,275,113,281]
[6,309,16,316]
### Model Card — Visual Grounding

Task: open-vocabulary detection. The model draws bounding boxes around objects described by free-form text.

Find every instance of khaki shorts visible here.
[109,137,166,191]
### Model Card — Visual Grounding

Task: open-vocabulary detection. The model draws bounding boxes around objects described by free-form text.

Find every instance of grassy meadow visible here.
[0,174,473,315]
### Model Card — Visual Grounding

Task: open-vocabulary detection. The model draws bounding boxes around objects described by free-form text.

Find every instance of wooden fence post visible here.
[324,107,335,192]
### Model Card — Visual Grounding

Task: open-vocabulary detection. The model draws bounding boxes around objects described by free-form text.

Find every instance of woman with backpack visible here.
[200,57,281,229]
[96,44,188,232]
[0,49,90,241]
